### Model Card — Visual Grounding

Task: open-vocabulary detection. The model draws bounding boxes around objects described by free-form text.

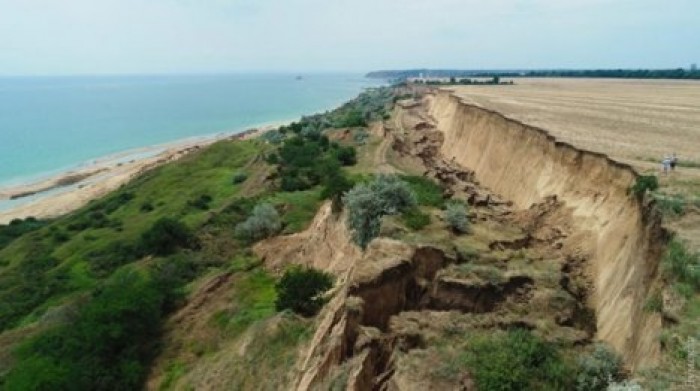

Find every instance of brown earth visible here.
[427,89,668,369]
[260,87,666,389]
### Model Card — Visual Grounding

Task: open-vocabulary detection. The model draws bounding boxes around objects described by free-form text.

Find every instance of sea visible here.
[0,73,381,188]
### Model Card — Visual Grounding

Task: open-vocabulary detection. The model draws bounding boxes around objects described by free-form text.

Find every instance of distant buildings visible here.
[692,63,698,72]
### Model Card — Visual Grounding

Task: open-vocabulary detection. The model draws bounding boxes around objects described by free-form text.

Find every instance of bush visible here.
[630,175,658,196]
[88,241,141,277]
[445,200,469,233]
[0,217,46,250]
[321,172,354,212]
[235,203,282,242]
[459,329,574,390]
[400,175,445,207]
[261,129,285,144]
[662,239,700,293]
[334,146,357,166]
[335,109,367,128]
[656,194,685,216]
[274,135,353,192]
[607,380,643,390]
[3,268,169,391]
[575,343,623,391]
[140,218,197,256]
[140,202,155,212]
[187,194,213,210]
[275,266,334,316]
[232,172,248,184]
[343,175,417,248]
[401,208,430,230]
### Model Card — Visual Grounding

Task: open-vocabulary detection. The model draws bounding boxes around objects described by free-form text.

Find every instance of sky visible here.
[0,0,698,75]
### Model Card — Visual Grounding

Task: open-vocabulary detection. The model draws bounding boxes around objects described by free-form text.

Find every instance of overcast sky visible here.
[0,0,698,75]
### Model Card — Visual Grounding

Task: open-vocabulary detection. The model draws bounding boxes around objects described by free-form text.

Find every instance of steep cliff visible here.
[427,90,668,369]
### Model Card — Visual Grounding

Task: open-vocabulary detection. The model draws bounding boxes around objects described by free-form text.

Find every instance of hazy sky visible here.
[0,0,698,75]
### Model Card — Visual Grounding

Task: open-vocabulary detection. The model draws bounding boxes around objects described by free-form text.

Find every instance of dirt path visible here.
[373,133,398,174]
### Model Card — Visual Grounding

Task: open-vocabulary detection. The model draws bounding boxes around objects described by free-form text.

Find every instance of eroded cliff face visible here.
[427,90,668,369]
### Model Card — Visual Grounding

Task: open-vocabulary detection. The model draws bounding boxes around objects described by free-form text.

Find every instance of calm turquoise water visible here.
[0,73,380,187]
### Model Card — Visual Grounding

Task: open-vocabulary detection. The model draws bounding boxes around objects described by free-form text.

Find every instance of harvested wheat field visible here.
[446,78,700,250]
[447,78,700,171]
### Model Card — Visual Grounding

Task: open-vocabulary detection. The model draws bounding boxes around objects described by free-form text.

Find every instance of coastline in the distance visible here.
[0,73,381,222]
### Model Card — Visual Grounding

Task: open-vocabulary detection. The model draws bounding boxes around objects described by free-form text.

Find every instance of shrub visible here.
[140,218,197,256]
[401,208,430,230]
[187,194,213,210]
[662,239,700,293]
[344,175,417,248]
[235,203,282,242]
[335,109,367,128]
[400,175,445,207]
[275,266,334,316]
[459,329,574,390]
[334,146,357,166]
[0,217,47,250]
[261,129,285,144]
[3,268,169,391]
[656,194,685,216]
[321,172,354,212]
[643,291,663,313]
[140,202,155,212]
[575,343,623,391]
[607,380,643,391]
[232,172,248,184]
[445,200,469,233]
[353,128,369,145]
[88,241,141,277]
[630,175,658,196]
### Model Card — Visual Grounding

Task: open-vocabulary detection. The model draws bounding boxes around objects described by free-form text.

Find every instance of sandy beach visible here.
[0,123,281,224]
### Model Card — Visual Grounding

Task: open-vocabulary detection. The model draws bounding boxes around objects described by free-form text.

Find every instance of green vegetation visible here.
[575,343,624,391]
[275,266,334,316]
[630,175,659,196]
[3,267,178,390]
[343,175,417,248]
[0,218,47,251]
[662,239,700,295]
[399,175,445,207]
[0,133,328,388]
[232,172,248,184]
[401,207,431,230]
[213,268,277,337]
[455,329,574,390]
[654,193,686,216]
[0,87,405,389]
[414,77,513,86]
[444,200,469,233]
[234,203,282,243]
[141,217,198,256]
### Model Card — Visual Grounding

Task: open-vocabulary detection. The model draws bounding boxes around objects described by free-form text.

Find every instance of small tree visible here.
[235,203,282,242]
[321,172,354,213]
[630,175,658,197]
[334,146,357,166]
[575,343,623,391]
[140,218,196,256]
[343,175,417,248]
[275,266,334,316]
[445,200,469,233]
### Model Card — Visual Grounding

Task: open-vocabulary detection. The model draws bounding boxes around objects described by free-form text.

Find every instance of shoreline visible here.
[0,121,285,224]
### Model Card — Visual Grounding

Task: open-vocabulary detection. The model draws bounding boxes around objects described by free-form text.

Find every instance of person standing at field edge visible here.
[662,156,671,175]
[670,153,678,171]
